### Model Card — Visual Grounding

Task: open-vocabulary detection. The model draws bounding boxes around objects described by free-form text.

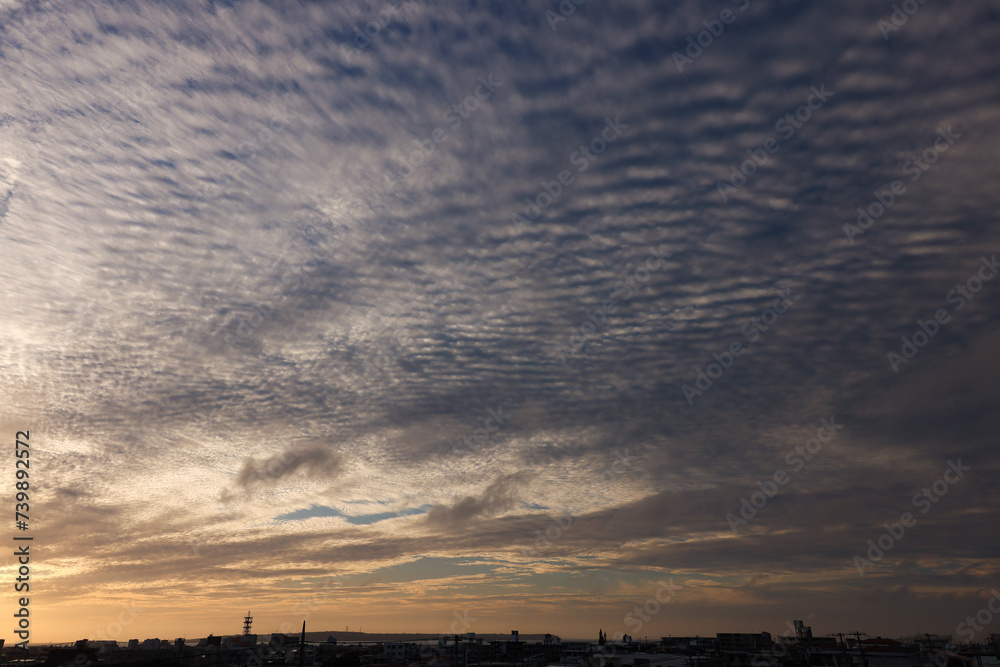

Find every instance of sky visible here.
[1,0,1000,646]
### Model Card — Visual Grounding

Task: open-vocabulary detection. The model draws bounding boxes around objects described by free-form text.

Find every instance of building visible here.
[716,633,772,653]
[793,621,813,641]
[224,633,258,649]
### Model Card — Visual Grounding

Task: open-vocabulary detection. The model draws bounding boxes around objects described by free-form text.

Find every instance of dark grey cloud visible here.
[425,473,527,527]
[233,440,345,489]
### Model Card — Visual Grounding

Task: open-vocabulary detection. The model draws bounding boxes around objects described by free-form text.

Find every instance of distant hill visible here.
[38,632,564,648]
[296,632,553,643]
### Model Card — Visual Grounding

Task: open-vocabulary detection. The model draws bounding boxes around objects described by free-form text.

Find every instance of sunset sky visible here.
[2,0,1000,645]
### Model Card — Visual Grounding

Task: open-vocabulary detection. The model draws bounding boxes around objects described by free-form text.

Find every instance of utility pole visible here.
[852,632,869,667]
[300,621,306,667]
[836,633,849,667]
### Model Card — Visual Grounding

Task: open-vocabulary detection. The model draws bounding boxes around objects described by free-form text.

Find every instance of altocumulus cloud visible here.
[0,0,998,641]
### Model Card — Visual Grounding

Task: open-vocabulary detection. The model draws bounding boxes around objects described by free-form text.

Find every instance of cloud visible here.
[234,440,345,490]
[425,473,528,527]
[1,0,999,640]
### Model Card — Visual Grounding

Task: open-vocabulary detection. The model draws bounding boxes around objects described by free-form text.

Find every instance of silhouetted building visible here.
[224,633,257,649]
[42,647,99,667]
[716,633,772,653]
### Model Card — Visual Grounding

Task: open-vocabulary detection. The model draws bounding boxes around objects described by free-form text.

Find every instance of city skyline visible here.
[16,618,984,649]
[2,0,999,647]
